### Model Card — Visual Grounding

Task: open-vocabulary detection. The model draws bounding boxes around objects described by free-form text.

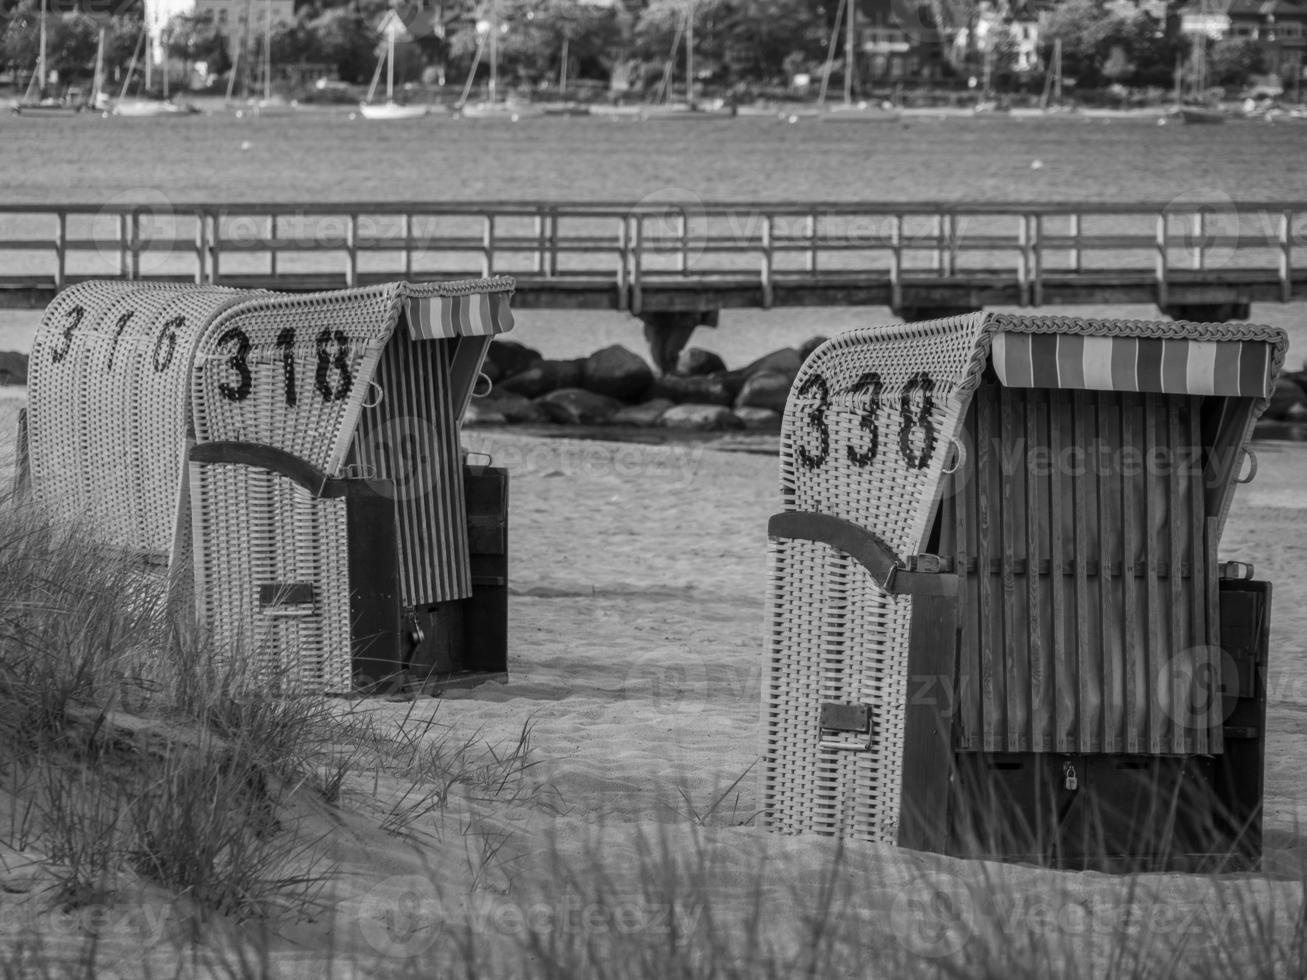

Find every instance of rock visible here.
[536,388,624,425]
[740,347,804,383]
[798,336,828,362]
[734,406,782,431]
[676,347,727,377]
[482,340,542,384]
[464,404,507,426]
[473,390,550,424]
[498,358,584,398]
[734,370,793,413]
[581,345,654,401]
[660,404,743,431]
[1267,376,1307,420]
[612,398,675,427]
[0,351,28,386]
[647,373,734,406]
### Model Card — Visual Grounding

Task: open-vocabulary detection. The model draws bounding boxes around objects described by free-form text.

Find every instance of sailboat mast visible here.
[817,0,847,107]
[685,0,694,107]
[37,0,47,96]
[387,26,395,101]
[489,7,499,103]
[1053,37,1062,103]
[264,0,273,101]
[844,0,855,104]
[91,26,105,105]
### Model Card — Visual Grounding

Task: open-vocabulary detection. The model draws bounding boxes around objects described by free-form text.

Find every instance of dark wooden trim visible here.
[898,592,960,853]
[346,479,403,683]
[188,441,349,498]
[768,511,957,596]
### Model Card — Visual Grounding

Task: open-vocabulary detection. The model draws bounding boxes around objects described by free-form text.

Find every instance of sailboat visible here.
[110,27,198,115]
[456,6,544,120]
[12,0,82,115]
[814,0,899,122]
[1176,25,1225,123]
[359,12,433,119]
[238,0,297,117]
[641,0,733,119]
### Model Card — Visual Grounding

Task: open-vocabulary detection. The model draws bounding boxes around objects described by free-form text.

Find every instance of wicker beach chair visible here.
[23,277,515,695]
[762,313,1286,871]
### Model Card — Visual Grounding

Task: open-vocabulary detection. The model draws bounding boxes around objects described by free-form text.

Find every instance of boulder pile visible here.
[469,338,829,432]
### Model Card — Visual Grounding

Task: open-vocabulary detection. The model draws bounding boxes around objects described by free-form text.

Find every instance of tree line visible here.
[0,0,1288,99]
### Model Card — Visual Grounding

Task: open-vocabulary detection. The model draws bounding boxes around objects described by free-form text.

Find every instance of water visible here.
[3,111,1307,366]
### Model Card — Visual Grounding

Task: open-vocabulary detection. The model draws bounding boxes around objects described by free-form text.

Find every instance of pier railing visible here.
[1,200,1304,313]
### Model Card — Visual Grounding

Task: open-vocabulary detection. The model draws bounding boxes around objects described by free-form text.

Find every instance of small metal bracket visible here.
[1219,560,1255,581]
[819,702,873,751]
[259,582,316,617]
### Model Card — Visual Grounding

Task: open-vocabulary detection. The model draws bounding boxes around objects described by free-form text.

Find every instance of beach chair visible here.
[762,313,1286,871]
[21,277,515,695]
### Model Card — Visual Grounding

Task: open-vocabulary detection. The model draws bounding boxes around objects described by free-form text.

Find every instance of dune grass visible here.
[1,484,1306,979]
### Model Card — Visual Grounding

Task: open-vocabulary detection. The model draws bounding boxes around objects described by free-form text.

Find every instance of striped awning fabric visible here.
[405,291,515,341]
[991,331,1274,398]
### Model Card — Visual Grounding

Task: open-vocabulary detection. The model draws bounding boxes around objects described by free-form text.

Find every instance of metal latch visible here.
[1219,561,1255,581]
[819,702,873,752]
[259,582,316,617]
[1063,761,1078,791]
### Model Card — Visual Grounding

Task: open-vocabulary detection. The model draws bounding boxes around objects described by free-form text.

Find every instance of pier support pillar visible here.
[892,305,980,323]
[638,309,719,374]
[1161,302,1251,323]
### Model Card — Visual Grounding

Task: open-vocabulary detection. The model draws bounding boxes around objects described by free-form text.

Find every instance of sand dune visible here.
[3,398,1307,976]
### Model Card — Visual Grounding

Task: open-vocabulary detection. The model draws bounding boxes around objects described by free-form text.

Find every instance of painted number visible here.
[794,370,938,472]
[216,327,252,402]
[153,316,182,373]
[846,371,883,468]
[795,373,829,470]
[50,305,84,364]
[898,371,937,470]
[314,329,353,403]
[106,311,133,372]
[276,327,297,407]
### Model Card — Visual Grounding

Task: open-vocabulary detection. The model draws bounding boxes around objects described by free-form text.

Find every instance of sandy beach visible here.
[3,387,1307,976]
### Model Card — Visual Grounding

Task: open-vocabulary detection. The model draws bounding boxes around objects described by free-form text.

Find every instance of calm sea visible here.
[2,111,1306,366]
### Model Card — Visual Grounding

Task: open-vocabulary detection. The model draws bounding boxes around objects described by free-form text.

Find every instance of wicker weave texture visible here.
[763,311,1287,845]
[189,462,353,694]
[26,281,245,557]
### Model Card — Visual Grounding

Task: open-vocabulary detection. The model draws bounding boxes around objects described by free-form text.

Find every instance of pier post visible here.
[638,309,719,374]
[1160,302,1251,323]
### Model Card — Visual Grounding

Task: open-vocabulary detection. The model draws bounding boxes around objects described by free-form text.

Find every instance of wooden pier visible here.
[2,200,1305,321]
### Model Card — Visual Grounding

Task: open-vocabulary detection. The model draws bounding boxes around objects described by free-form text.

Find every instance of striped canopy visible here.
[991,331,1275,399]
[405,290,515,341]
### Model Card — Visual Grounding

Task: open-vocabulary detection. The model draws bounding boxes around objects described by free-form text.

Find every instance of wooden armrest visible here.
[189,441,356,499]
[768,511,957,596]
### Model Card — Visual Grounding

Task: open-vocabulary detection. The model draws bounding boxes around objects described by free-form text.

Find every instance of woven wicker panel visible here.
[26,281,246,556]
[764,314,988,844]
[190,284,403,474]
[189,461,353,695]
[763,538,913,842]
[764,313,1289,843]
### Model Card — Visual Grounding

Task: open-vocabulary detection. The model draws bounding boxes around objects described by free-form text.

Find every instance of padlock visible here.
[1063,762,1078,791]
